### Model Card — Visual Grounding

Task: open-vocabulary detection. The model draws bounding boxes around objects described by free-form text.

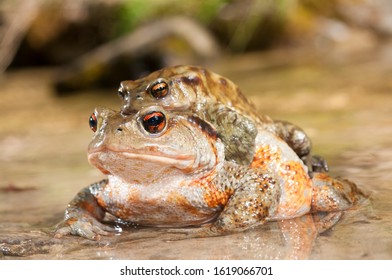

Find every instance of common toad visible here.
[55,106,363,240]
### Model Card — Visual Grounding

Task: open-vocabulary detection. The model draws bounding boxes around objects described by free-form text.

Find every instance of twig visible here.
[54,16,220,88]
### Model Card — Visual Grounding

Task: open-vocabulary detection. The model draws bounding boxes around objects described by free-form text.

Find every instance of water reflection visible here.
[0,212,347,259]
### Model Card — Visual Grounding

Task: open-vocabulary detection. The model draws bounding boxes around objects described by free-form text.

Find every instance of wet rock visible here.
[0,225,57,257]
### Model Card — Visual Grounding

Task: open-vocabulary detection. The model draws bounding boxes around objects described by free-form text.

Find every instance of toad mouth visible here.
[88,147,196,174]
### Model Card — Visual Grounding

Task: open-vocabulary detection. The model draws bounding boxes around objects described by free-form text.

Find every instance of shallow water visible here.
[1,47,391,259]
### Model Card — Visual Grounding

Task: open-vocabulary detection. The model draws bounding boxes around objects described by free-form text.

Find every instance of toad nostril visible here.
[117,127,123,132]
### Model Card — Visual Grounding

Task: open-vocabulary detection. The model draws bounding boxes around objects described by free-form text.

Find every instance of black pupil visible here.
[152,82,168,98]
[142,111,165,133]
[155,85,165,92]
[89,115,97,130]
[147,115,163,126]
[118,88,125,99]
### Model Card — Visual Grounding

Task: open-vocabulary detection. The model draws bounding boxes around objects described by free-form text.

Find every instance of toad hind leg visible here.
[268,120,312,163]
[311,173,366,212]
[55,179,116,240]
[267,120,329,174]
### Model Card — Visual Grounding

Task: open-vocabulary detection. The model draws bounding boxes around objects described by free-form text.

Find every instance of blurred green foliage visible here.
[6,0,380,69]
[114,0,344,51]
[116,0,230,35]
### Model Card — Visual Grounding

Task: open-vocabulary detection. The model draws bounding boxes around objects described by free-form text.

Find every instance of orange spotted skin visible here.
[276,161,312,218]
[251,145,282,170]
[311,172,365,212]
[191,173,233,209]
[251,144,312,219]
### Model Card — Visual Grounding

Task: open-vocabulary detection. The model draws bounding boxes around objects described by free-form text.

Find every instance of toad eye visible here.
[142,111,166,134]
[150,80,169,98]
[117,86,126,100]
[89,113,98,132]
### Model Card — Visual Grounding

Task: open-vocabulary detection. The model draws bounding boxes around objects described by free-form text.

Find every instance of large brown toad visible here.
[55,106,364,240]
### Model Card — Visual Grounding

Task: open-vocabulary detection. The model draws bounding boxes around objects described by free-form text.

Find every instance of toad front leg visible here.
[55,179,117,240]
[210,163,281,234]
[205,103,258,166]
[164,164,281,238]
